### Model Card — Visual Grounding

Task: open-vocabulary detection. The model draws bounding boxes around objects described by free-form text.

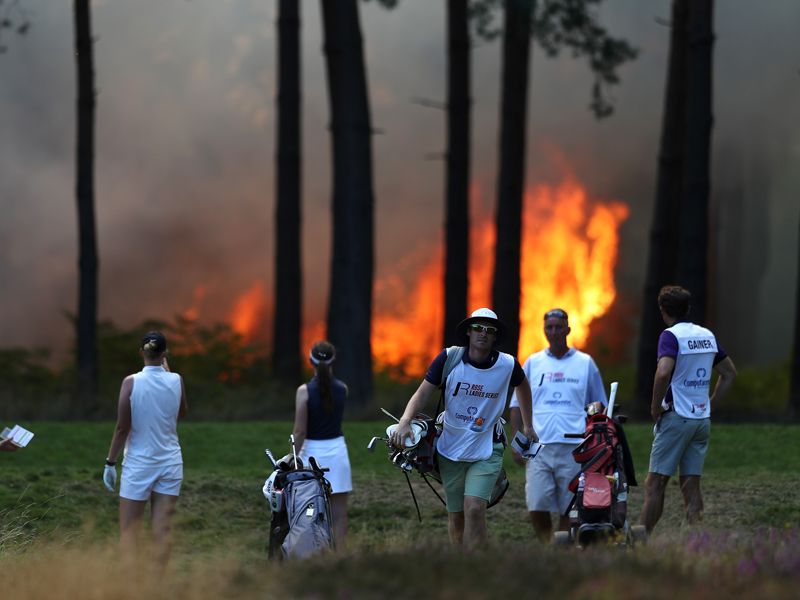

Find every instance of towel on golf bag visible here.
[274,469,333,559]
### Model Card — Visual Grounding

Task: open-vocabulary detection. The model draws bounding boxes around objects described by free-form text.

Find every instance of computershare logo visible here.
[684,367,711,388]
[696,367,707,378]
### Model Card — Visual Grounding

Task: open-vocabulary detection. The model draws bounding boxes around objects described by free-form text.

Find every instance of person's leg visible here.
[678,419,709,525]
[530,511,553,542]
[119,498,147,556]
[448,511,465,546]
[438,455,467,547]
[679,476,703,524]
[462,496,488,551]
[640,472,669,532]
[329,492,349,550]
[150,492,179,568]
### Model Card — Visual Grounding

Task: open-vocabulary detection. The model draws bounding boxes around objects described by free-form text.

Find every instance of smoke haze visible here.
[0,0,798,366]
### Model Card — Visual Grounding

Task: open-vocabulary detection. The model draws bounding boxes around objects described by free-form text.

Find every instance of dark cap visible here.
[140,331,167,353]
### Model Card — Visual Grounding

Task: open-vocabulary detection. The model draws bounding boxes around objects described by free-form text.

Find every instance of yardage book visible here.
[0,424,35,448]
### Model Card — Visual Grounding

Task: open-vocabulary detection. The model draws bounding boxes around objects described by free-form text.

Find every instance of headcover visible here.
[386,419,428,449]
[262,470,283,512]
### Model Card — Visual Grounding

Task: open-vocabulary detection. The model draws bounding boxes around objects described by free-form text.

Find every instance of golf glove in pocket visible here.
[103,464,117,492]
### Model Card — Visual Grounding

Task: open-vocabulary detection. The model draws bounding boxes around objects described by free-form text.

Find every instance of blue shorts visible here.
[438,443,504,512]
[649,410,710,477]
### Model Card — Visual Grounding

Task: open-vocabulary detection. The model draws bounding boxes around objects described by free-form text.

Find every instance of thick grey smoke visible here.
[0,0,797,365]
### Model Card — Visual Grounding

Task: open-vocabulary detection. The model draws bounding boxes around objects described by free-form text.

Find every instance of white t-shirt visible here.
[436,352,515,462]
[510,348,606,445]
[123,366,183,467]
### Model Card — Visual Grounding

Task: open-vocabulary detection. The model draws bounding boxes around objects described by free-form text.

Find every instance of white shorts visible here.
[120,462,183,501]
[525,443,579,514]
[299,436,352,494]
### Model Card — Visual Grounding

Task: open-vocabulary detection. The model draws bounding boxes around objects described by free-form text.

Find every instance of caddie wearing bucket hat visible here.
[390,308,535,550]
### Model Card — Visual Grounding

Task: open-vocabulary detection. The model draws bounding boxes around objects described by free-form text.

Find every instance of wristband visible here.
[105,459,117,467]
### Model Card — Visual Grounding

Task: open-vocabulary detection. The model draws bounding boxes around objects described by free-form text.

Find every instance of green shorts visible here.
[649,410,710,476]
[438,443,504,512]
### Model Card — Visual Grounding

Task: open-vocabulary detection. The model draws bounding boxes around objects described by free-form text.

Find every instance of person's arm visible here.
[178,375,188,419]
[389,379,438,447]
[291,384,309,454]
[508,406,525,466]
[1,437,19,452]
[514,376,535,441]
[710,357,737,405]
[106,376,134,463]
[651,356,675,421]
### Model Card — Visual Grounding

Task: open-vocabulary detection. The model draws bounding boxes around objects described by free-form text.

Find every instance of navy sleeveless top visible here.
[306,376,347,440]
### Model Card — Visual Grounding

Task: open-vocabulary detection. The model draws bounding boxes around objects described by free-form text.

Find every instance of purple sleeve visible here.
[511,360,525,387]
[713,345,728,366]
[657,330,678,359]
[423,349,448,385]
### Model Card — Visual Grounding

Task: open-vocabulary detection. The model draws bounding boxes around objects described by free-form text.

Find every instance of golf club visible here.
[264,448,278,468]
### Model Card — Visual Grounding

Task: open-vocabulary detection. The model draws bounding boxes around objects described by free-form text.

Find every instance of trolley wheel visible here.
[630,525,648,546]
[553,531,572,546]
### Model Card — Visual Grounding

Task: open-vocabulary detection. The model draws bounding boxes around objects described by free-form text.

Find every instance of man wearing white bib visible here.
[640,286,737,533]
[509,308,607,542]
[390,308,534,550]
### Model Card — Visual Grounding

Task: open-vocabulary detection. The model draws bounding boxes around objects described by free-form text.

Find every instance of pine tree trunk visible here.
[677,0,714,324]
[491,0,532,357]
[74,0,98,415]
[272,0,303,384]
[443,0,470,347]
[320,0,375,408]
[635,0,688,413]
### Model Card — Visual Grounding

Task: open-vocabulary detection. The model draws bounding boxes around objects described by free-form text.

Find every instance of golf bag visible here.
[564,412,638,545]
[263,453,334,560]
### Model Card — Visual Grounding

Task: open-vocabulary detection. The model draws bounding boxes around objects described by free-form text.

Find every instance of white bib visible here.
[665,322,717,419]
[437,352,514,462]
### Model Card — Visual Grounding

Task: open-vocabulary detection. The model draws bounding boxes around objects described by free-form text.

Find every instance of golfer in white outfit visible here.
[104,331,188,565]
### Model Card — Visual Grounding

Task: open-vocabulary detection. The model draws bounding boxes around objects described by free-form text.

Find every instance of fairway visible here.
[2,421,800,598]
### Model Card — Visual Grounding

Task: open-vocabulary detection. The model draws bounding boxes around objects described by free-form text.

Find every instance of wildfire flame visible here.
[228,280,269,342]
[218,178,627,378]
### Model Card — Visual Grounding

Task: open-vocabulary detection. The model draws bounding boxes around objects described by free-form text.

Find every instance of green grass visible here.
[2,421,800,597]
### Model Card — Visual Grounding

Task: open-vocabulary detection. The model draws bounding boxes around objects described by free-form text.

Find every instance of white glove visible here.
[103,464,117,492]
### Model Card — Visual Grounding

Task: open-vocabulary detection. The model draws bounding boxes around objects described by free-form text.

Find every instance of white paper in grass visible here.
[1,424,35,447]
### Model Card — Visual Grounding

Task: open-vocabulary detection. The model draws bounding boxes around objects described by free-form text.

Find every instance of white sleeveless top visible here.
[664,322,717,419]
[123,366,183,467]
[436,352,515,462]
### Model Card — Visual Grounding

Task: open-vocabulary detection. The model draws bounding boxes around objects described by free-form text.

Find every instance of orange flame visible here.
[368,178,628,375]
[228,280,269,341]
[517,180,629,357]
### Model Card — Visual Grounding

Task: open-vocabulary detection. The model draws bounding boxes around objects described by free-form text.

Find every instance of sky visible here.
[1,0,798,367]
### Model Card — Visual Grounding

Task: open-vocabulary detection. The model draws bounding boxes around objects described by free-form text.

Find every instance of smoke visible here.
[0,0,798,366]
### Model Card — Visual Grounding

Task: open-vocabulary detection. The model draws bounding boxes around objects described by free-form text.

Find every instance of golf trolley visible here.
[367,408,509,520]
[553,382,647,548]
[262,435,335,559]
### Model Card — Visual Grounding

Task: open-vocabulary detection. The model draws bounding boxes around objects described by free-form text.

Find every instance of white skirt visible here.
[299,436,353,494]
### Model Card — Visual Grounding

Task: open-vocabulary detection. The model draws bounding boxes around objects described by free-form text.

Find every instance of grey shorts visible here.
[648,410,710,477]
[525,443,580,514]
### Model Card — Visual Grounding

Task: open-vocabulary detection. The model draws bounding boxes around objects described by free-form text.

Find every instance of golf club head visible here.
[264,448,278,468]
[367,436,383,452]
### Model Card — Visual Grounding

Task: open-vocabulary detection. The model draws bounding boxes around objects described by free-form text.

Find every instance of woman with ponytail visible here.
[103,331,187,566]
[291,340,351,548]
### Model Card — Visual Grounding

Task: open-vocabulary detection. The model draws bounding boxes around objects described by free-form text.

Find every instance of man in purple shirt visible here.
[640,286,737,533]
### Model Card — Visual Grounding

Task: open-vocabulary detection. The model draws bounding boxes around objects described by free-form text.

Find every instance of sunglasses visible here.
[544,309,568,320]
[470,324,498,335]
